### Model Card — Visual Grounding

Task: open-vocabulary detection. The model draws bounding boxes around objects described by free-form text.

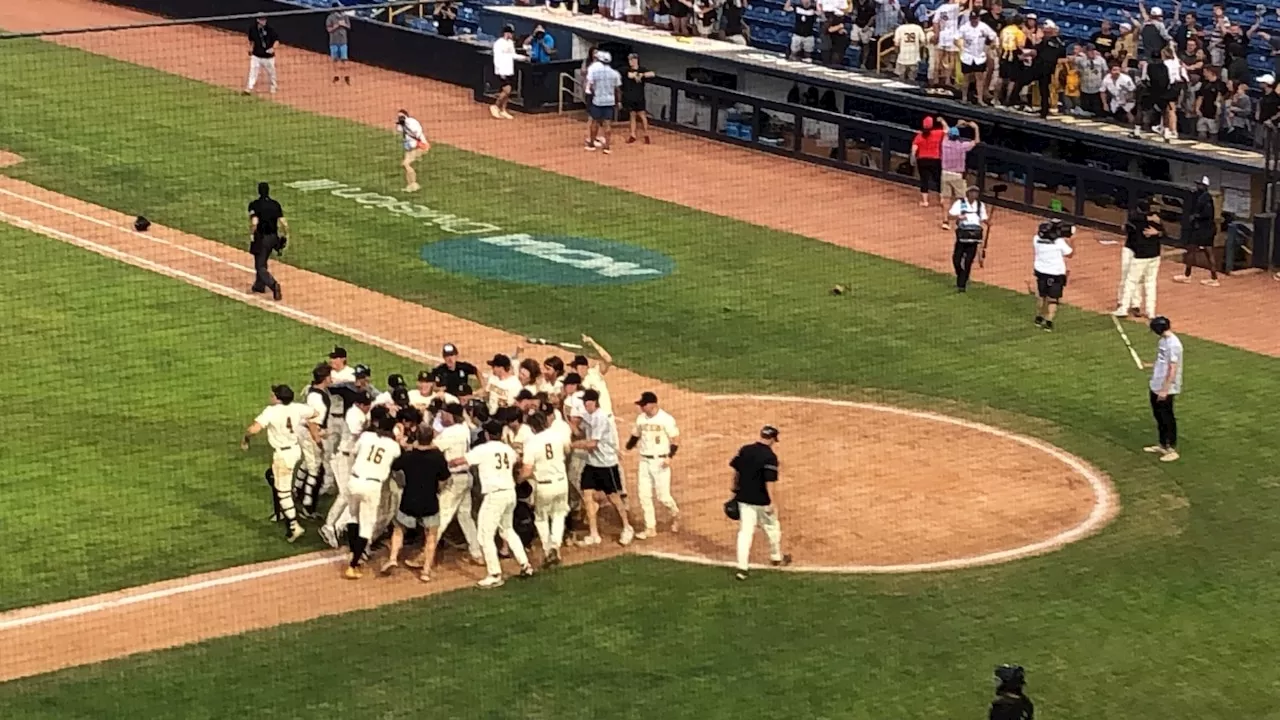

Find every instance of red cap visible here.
[922,117,934,130]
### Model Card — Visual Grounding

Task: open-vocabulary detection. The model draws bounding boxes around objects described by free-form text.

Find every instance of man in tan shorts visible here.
[938,119,980,230]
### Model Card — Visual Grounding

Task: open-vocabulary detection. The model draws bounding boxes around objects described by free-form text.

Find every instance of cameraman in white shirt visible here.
[1032,219,1074,332]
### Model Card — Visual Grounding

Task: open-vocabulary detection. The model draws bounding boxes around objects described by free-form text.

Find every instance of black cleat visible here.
[272,285,282,301]
[1042,320,1054,332]
[1034,316,1044,327]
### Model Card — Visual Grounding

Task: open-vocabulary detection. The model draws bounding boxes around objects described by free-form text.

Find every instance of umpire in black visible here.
[248,181,288,301]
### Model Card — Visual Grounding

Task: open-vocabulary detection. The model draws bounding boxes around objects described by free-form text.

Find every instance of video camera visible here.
[1035,218,1075,242]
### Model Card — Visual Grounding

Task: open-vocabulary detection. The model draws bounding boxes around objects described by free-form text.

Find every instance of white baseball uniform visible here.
[255,402,314,511]
[298,386,335,505]
[433,422,484,561]
[348,431,401,541]
[633,409,681,532]
[523,427,571,552]
[467,440,530,577]
[484,373,523,415]
[325,404,369,533]
[564,390,588,503]
[580,367,613,416]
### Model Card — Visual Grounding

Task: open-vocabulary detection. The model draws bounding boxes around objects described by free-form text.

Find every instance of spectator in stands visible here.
[939,119,979,229]
[1223,79,1254,145]
[1127,2,1172,63]
[1104,65,1138,127]
[325,4,351,86]
[1009,19,1061,118]
[434,1,457,37]
[694,0,719,37]
[1178,37,1204,82]
[977,0,1003,97]
[622,53,655,143]
[1173,176,1220,287]
[1172,11,1200,54]
[910,116,944,208]
[904,0,929,26]
[1204,4,1227,64]
[653,0,672,29]
[1193,65,1226,139]
[1091,19,1119,61]
[670,0,694,35]
[1256,75,1280,146]
[824,11,852,66]
[1147,45,1187,140]
[523,25,557,63]
[873,0,903,66]
[930,0,961,93]
[893,14,926,80]
[1076,44,1107,115]
[1246,10,1280,79]
[721,0,749,44]
[785,0,820,61]
[852,0,877,68]
[1059,44,1082,113]
[1115,22,1137,69]
[995,13,1028,106]
[957,11,996,104]
[1220,20,1248,82]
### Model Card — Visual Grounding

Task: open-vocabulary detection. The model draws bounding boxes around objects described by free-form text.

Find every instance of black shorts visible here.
[1035,271,1066,300]
[917,158,941,192]
[581,465,623,494]
[961,60,987,75]
[498,74,514,89]
[622,95,646,113]
[999,59,1022,82]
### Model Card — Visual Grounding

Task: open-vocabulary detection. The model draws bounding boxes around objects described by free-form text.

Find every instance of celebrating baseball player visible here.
[431,402,486,565]
[320,390,371,548]
[729,425,791,581]
[241,384,315,543]
[449,421,535,588]
[343,412,402,579]
[520,411,572,566]
[626,391,680,538]
[295,364,335,517]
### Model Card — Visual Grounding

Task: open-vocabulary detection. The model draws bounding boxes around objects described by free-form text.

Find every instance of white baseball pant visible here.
[246,56,278,92]
[1115,246,1134,308]
[320,431,342,495]
[637,456,679,531]
[1118,256,1160,318]
[347,477,383,540]
[372,473,403,542]
[533,482,570,552]
[736,502,784,571]
[437,471,483,561]
[297,434,332,511]
[324,450,354,533]
[270,446,302,522]
[567,449,587,509]
[477,488,530,576]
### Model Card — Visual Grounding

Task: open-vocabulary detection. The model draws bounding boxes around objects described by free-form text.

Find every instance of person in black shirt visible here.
[434,1,457,37]
[824,11,851,68]
[244,14,279,95]
[1220,21,1248,82]
[381,426,451,581]
[1090,19,1119,60]
[1114,200,1164,318]
[729,425,791,581]
[989,665,1034,720]
[622,54,655,144]
[1174,176,1219,286]
[1193,65,1225,139]
[721,0,747,44]
[427,343,479,397]
[1008,21,1064,118]
[852,0,877,69]
[247,182,287,300]
[784,0,819,62]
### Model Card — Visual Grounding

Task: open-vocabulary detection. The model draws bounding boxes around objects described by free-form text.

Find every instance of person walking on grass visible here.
[585,51,622,154]
[1143,316,1182,463]
[245,14,279,95]
[622,53,655,144]
[325,4,352,85]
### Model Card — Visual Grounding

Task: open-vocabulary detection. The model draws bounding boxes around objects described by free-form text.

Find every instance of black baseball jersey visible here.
[249,23,279,58]
[428,361,478,396]
[248,197,283,238]
[731,441,779,506]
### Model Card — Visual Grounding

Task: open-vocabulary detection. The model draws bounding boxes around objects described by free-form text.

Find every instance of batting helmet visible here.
[1149,316,1171,335]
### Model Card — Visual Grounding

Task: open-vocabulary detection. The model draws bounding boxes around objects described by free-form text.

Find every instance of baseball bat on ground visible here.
[525,337,584,350]
[1110,316,1145,370]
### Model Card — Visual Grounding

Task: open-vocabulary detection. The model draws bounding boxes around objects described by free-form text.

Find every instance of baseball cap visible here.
[1042,18,1057,28]
[354,364,371,378]
[947,127,960,138]
[516,389,535,401]
[635,391,659,405]
[1261,73,1277,85]
[329,346,347,359]
[502,24,515,33]
[443,343,458,356]
[1198,175,1211,186]
[487,353,512,369]
[571,354,590,367]
[563,372,583,385]
[922,116,934,130]
[387,373,406,388]
[596,50,612,63]
[582,388,601,403]
[417,370,432,382]
[1149,6,1162,16]
[391,386,410,404]
[353,391,372,405]
[444,401,464,417]
[1119,21,1132,30]
[761,425,780,440]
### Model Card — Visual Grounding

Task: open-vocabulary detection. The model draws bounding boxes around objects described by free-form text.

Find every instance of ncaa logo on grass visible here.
[421,234,675,286]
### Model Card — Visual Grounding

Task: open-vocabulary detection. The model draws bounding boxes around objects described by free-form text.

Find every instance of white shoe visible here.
[489,105,501,118]
[1159,449,1180,462]
[286,525,305,543]
[403,182,420,192]
[519,564,535,578]
[634,529,654,540]
[1171,275,1190,283]
[318,524,338,549]
[619,526,635,546]
[1143,445,1168,454]
[500,111,515,120]
[582,534,602,546]
[477,574,505,588]
[1110,308,1129,317]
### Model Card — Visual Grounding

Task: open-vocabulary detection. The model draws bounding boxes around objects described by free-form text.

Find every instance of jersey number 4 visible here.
[367,446,386,464]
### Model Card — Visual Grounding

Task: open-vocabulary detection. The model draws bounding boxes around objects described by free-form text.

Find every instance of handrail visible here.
[557,71,582,113]
[873,34,894,74]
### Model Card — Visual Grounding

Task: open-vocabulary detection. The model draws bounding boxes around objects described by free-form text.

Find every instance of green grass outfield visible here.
[0,224,423,610]
[3,36,1280,718]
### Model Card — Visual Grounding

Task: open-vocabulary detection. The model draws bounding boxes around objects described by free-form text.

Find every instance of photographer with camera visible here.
[523,24,556,63]
[1032,218,1074,332]
[948,184,990,293]
[989,665,1034,720]
[248,181,287,301]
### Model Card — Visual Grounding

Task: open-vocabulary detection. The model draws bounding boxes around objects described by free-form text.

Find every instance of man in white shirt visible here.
[560,372,589,519]
[948,185,990,292]
[569,335,614,415]
[491,25,518,120]
[297,364,335,517]
[1142,315,1182,462]
[1032,219,1074,332]
[957,12,997,102]
[572,389,635,546]
[327,346,357,385]
[1101,64,1137,124]
[893,20,925,80]
[343,415,402,579]
[483,353,523,415]
[584,51,623,153]
[396,109,431,192]
[625,392,681,538]
[320,391,372,548]
[241,384,314,543]
[430,403,486,565]
[931,0,961,89]
[451,422,534,588]
[520,412,573,565]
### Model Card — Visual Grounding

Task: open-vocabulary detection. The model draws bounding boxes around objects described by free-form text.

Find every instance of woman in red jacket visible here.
[910,116,944,208]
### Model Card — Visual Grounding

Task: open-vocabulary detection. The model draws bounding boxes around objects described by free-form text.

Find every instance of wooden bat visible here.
[525,337,584,350]
[1110,316,1145,370]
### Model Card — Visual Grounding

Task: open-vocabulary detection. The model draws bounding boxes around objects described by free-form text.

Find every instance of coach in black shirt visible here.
[729,425,791,580]
[248,181,287,300]
[244,14,279,95]
[382,426,451,580]
[427,343,479,397]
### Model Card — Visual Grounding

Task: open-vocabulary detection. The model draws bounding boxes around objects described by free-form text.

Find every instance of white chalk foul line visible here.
[636,394,1119,574]
[0,555,341,632]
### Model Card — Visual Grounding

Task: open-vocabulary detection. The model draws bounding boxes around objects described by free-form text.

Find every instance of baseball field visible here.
[2,0,1280,717]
